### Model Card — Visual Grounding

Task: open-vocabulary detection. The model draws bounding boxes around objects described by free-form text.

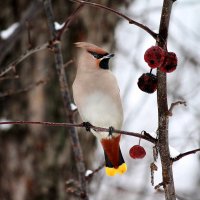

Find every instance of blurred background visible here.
[0,0,200,199]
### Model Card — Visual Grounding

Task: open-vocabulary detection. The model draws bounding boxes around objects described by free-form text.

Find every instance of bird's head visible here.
[75,42,114,70]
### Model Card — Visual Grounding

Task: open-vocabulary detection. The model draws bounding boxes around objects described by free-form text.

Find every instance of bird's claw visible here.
[82,122,92,132]
[108,126,114,137]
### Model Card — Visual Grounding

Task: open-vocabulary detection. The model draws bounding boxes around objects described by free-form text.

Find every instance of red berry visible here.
[144,46,166,68]
[137,73,157,93]
[160,52,177,73]
[129,145,146,159]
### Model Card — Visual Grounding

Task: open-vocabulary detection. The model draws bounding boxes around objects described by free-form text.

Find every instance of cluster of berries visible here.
[138,46,178,93]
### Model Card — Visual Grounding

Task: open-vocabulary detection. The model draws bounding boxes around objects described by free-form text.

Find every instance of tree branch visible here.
[168,101,187,116]
[156,0,176,199]
[0,79,47,98]
[0,4,83,77]
[56,4,85,40]
[0,121,157,144]
[85,164,104,181]
[171,148,200,162]
[43,0,88,199]
[0,43,49,77]
[70,0,158,39]
[0,0,43,65]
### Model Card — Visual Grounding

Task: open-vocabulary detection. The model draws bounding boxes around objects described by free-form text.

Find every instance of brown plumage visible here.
[75,42,108,55]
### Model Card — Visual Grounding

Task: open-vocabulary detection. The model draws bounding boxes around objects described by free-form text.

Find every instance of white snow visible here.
[85,169,93,177]
[0,23,19,39]
[70,103,77,111]
[0,118,13,130]
[54,22,64,30]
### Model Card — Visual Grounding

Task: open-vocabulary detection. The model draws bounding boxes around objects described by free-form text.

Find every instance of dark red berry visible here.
[160,52,177,73]
[129,145,146,159]
[137,73,157,93]
[144,46,166,68]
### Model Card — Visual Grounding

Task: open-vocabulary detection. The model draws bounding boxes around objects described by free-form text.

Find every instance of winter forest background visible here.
[0,0,200,200]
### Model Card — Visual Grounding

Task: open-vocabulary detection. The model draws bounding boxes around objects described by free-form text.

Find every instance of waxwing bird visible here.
[72,42,127,176]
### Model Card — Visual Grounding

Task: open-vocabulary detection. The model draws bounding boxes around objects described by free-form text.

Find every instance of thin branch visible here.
[0,0,43,64]
[63,59,74,69]
[0,121,157,144]
[168,101,187,116]
[70,0,158,39]
[0,43,49,77]
[155,182,164,190]
[0,80,47,98]
[43,0,88,199]
[0,4,82,77]
[56,4,85,40]
[0,75,19,81]
[85,164,104,181]
[171,148,200,162]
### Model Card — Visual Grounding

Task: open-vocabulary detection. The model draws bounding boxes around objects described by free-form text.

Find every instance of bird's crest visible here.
[75,42,108,55]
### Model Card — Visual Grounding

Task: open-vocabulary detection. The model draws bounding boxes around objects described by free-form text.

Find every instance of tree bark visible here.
[157,0,176,199]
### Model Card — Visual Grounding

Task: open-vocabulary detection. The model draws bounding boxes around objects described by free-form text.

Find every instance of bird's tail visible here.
[101,136,127,176]
[104,148,127,176]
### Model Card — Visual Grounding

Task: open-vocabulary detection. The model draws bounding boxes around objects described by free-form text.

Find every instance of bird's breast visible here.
[72,70,123,140]
[82,92,122,125]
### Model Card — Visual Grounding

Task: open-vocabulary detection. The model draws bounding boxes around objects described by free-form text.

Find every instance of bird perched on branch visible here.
[72,42,127,176]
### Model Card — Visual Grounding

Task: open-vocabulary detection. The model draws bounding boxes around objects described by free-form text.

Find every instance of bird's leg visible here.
[108,126,114,137]
[82,122,92,132]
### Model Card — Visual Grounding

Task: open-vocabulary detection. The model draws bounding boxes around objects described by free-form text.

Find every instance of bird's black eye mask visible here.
[87,50,114,70]
[87,50,109,59]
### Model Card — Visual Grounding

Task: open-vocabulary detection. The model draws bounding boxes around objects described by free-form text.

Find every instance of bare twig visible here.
[43,0,88,199]
[70,0,158,39]
[0,121,157,144]
[171,148,200,162]
[156,0,176,199]
[0,43,49,77]
[0,80,47,98]
[63,60,74,69]
[0,75,19,81]
[168,101,187,116]
[0,0,43,64]
[155,182,164,190]
[56,4,85,40]
[85,164,104,181]
[0,4,82,77]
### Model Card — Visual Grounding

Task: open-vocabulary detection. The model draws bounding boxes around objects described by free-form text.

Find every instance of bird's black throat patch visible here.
[99,58,110,70]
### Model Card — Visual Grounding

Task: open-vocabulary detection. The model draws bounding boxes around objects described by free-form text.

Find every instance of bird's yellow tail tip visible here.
[105,163,127,176]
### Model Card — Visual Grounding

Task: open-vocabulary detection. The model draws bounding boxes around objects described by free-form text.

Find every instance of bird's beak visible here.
[103,53,115,59]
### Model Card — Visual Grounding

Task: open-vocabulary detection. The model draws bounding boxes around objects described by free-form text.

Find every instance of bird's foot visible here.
[82,122,92,132]
[108,126,114,137]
